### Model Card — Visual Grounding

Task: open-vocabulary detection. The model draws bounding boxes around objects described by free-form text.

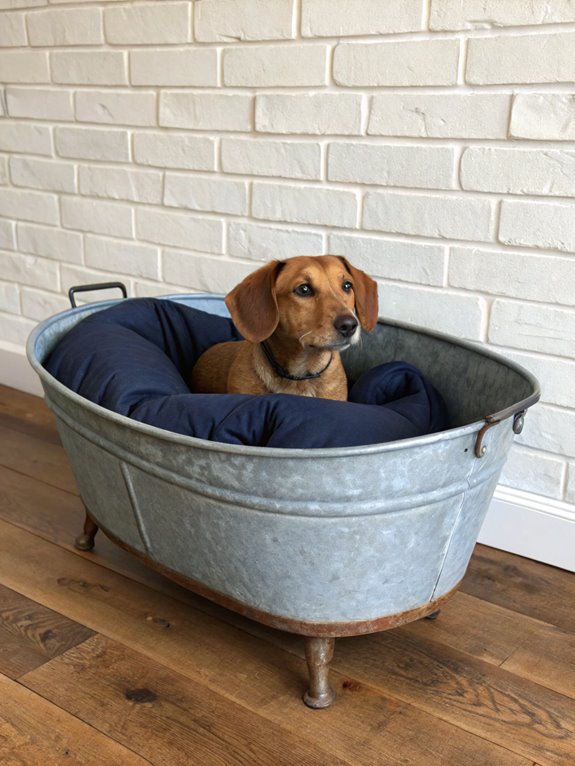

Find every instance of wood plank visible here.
[0,424,77,494]
[22,633,350,766]
[400,591,575,699]
[461,544,575,633]
[0,520,532,766]
[500,624,575,702]
[332,629,575,766]
[0,672,150,765]
[0,584,94,679]
[0,385,60,446]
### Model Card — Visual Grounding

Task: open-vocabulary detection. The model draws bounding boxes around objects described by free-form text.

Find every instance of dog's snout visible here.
[334,315,359,338]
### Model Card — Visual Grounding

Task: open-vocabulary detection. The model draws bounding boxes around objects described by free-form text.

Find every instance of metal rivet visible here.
[481,445,487,456]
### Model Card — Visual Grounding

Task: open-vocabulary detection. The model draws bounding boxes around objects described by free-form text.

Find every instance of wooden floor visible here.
[0,384,574,766]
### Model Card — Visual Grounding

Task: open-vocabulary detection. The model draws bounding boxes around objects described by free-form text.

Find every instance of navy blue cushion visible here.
[45,298,449,448]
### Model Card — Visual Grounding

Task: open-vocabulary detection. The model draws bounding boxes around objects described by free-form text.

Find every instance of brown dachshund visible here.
[190,255,379,401]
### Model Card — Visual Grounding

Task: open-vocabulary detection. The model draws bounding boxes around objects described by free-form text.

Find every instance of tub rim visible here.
[26,293,541,460]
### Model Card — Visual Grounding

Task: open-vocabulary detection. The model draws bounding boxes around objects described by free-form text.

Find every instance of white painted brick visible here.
[135,208,223,253]
[75,90,156,127]
[0,0,46,9]
[51,51,127,86]
[228,221,323,262]
[0,189,58,226]
[0,11,26,46]
[134,280,183,298]
[133,132,216,171]
[328,143,455,190]
[364,192,494,242]
[0,122,51,156]
[61,197,133,239]
[223,44,327,87]
[461,147,575,197]
[0,158,7,186]
[490,299,575,357]
[6,87,74,121]
[334,40,459,87]
[467,32,575,85]
[256,93,362,135]
[499,445,565,499]
[130,48,217,87]
[252,182,357,228]
[79,165,162,205]
[221,138,321,180]
[451,248,575,307]
[28,7,102,45]
[21,287,68,321]
[55,126,130,162]
[160,92,252,132]
[0,220,15,250]
[368,94,510,139]
[0,313,36,346]
[0,251,59,290]
[510,94,575,141]
[302,0,423,37]
[430,0,575,30]
[0,51,49,83]
[10,157,76,193]
[85,235,160,280]
[376,282,485,340]
[195,0,295,42]
[104,2,190,44]
[0,0,45,6]
[163,252,253,294]
[164,174,248,216]
[499,200,575,254]
[517,405,575,460]
[17,222,82,263]
[0,281,20,314]
[329,234,445,286]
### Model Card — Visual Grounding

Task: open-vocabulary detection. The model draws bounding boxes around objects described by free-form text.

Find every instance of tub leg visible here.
[74,511,99,551]
[303,637,336,709]
[425,609,441,621]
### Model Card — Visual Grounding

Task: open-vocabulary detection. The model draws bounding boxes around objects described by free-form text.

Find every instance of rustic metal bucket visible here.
[27,290,539,708]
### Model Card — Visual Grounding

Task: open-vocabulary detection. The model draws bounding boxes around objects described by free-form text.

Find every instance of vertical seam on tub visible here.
[428,457,478,601]
[120,461,153,555]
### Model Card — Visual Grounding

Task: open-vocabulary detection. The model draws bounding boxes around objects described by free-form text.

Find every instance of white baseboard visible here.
[0,341,43,396]
[2,342,573,572]
[479,486,575,572]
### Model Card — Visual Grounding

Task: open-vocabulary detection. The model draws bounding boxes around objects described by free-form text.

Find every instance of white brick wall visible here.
[1,0,574,513]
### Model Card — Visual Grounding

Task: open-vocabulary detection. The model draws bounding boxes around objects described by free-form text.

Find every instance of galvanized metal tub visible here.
[27,292,539,707]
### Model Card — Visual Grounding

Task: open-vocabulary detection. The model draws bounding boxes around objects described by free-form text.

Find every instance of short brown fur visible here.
[190,255,378,401]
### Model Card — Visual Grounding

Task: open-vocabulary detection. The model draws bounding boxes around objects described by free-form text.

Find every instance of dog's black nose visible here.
[334,315,359,338]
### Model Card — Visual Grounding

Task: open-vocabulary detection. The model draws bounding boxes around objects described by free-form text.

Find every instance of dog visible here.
[190,255,379,401]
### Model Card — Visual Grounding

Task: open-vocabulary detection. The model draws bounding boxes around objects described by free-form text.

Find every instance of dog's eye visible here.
[294,283,314,297]
[342,280,353,292]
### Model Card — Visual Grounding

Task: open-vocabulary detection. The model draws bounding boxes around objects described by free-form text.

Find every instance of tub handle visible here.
[68,282,128,308]
[474,394,538,458]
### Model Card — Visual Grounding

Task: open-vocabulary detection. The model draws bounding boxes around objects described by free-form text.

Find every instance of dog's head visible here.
[225,255,379,349]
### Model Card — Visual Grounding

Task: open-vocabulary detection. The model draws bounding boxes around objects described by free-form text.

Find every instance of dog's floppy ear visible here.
[225,260,285,342]
[338,257,379,332]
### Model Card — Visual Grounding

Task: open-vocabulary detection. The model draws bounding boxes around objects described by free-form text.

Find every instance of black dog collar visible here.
[260,342,333,381]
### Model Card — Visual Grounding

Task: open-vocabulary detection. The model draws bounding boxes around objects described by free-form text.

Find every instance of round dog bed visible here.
[44,297,449,449]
